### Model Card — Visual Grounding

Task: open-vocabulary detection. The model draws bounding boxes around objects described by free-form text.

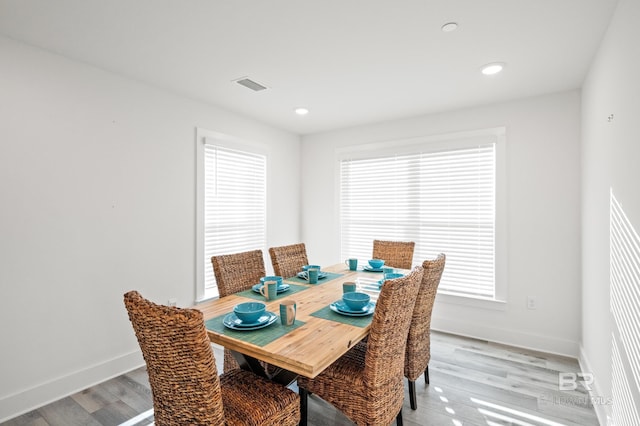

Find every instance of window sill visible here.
[197,287,219,304]
[436,292,507,311]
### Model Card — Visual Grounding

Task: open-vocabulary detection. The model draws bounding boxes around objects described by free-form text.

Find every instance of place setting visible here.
[296,264,328,283]
[361,258,386,273]
[234,275,309,302]
[308,281,376,326]
[251,276,290,294]
[221,299,300,331]
[288,264,344,285]
[377,272,405,288]
[329,289,376,317]
[204,299,304,348]
[222,302,279,331]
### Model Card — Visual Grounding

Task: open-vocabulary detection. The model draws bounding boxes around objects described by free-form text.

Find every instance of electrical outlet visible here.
[526,296,537,310]
[168,298,177,307]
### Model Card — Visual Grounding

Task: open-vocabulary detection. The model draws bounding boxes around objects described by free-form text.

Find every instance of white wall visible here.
[0,36,300,421]
[301,91,582,356]
[581,0,640,423]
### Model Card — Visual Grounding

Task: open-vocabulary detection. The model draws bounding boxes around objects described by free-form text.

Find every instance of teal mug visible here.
[260,280,278,301]
[345,258,358,271]
[308,268,319,284]
[343,281,357,293]
[279,300,296,326]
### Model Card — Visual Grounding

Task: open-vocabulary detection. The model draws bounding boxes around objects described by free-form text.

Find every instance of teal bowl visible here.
[302,264,321,271]
[260,276,283,287]
[233,302,266,323]
[342,292,371,310]
[368,259,385,269]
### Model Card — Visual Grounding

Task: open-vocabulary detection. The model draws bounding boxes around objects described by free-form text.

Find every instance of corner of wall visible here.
[578,344,612,425]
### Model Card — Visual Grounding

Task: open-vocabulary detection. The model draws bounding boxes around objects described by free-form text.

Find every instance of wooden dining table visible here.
[195,262,395,383]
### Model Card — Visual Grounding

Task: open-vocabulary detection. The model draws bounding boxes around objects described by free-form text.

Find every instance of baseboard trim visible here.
[432,316,580,358]
[0,350,144,423]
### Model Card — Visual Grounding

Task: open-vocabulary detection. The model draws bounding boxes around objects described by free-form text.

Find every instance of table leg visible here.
[269,366,299,386]
[230,351,299,386]
[230,351,268,378]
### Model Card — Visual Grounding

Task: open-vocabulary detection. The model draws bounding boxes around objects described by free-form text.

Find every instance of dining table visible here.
[195,262,403,384]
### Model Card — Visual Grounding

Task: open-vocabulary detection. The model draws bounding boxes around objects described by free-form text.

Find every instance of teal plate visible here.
[251,283,290,294]
[296,271,329,280]
[223,312,278,330]
[329,301,376,317]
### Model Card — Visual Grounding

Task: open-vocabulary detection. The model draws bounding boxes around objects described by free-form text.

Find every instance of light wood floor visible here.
[2,331,599,426]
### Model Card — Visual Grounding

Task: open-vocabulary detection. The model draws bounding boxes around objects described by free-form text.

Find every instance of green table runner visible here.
[310,304,375,328]
[205,313,305,347]
[286,271,344,285]
[235,283,309,301]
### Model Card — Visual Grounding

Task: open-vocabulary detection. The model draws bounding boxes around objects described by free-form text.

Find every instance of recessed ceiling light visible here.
[294,107,309,116]
[441,22,458,32]
[481,62,505,76]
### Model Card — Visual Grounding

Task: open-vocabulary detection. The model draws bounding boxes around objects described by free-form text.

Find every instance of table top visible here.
[196,263,392,379]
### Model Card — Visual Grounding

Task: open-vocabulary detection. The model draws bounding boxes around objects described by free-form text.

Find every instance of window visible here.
[339,128,505,301]
[196,129,267,300]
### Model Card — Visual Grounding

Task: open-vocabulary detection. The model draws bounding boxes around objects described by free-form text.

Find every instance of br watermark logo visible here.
[559,372,594,391]
[540,373,613,406]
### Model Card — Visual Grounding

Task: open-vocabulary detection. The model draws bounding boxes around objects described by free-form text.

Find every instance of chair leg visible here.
[425,365,429,384]
[408,379,417,410]
[299,386,308,426]
[396,408,403,426]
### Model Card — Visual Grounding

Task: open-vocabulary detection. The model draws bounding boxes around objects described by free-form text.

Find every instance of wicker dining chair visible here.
[268,243,309,279]
[124,291,300,426]
[405,253,446,410]
[372,239,415,269]
[212,249,266,297]
[297,266,424,426]
[212,249,267,373]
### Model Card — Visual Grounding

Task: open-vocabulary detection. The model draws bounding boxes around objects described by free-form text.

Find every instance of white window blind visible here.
[340,141,496,299]
[203,143,266,296]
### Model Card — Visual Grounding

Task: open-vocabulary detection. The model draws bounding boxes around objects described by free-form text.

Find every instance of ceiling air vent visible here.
[234,77,268,92]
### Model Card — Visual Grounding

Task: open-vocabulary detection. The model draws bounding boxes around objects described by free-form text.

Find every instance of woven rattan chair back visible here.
[364,266,423,387]
[268,243,309,278]
[125,291,300,425]
[212,249,266,297]
[296,267,423,425]
[212,249,268,373]
[123,291,225,425]
[372,239,415,269]
[404,253,446,409]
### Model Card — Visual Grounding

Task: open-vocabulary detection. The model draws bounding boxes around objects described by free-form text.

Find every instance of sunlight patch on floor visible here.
[117,408,154,426]
[472,397,566,426]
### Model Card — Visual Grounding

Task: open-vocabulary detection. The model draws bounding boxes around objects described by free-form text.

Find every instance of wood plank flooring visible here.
[2,331,599,426]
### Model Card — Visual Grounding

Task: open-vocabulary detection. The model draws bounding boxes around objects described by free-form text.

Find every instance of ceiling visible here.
[0,0,618,135]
